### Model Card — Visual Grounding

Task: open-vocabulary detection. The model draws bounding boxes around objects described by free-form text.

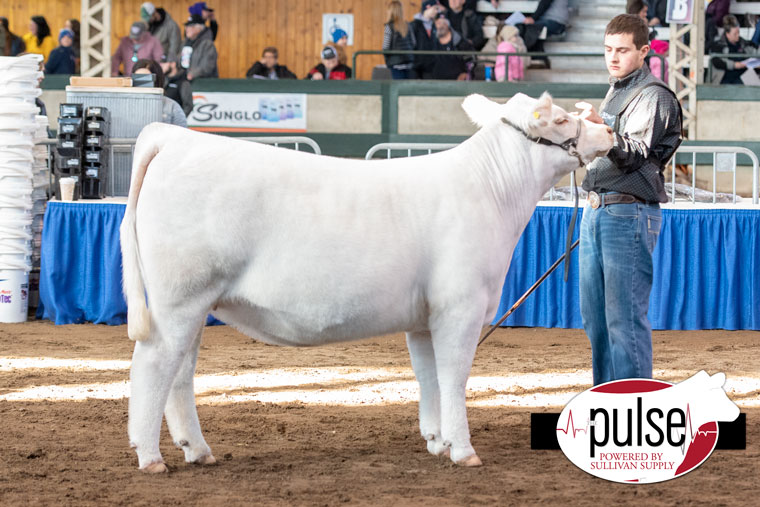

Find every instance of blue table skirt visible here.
[38,201,760,330]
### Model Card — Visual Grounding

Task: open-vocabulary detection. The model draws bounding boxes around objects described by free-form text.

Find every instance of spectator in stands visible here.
[161,59,193,116]
[705,0,730,44]
[246,47,297,79]
[23,16,55,61]
[64,19,80,64]
[133,58,188,127]
[142,2,181,62]
[189,2,217,41]
[524,0,569,37]
[411,0,446,78]
[627,1,648,21]
[645,1,668,27]
[329,28,350,66]
[493,23,527,82]
[44,29,76,75]
[628,1,660,41]
[444,0,485,50]
[522,0,569,68]
[332,28,348,47]
[708,15,760,84]
[306,46,352,80]
[383,0,416,79]
[179,14,218,81]
[431,13,474,80]
[112,21,164,76]
[1,17,26,56]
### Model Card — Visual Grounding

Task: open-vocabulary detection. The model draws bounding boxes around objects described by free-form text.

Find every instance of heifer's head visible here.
[462,93,613,172]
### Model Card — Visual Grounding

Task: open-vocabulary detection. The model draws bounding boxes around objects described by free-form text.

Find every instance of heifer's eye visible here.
[554,117,569,125]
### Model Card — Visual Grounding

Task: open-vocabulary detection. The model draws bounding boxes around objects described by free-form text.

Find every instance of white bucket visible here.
[0,102,38,115]
[0,238,32,256]
[0,54,43,70]
[0,269,30,323]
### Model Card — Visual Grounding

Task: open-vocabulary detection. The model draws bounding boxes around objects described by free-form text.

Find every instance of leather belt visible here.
[588,191,645,209]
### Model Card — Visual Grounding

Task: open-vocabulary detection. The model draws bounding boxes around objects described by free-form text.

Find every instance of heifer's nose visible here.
[605,126,613,135]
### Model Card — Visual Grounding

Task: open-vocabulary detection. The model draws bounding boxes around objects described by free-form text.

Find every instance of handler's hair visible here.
[605,14,650,49]
[262,46,278,58]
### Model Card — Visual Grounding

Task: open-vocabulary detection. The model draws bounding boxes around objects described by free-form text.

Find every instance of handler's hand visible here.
[574,101,604,124]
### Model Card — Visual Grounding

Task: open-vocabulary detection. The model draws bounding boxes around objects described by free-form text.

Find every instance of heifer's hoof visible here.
[425,436,448,457]
[193,454,217,466]
[455,454,483,467]
[142,461,168,474]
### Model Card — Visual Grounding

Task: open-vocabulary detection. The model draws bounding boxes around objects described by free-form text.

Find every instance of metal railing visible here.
[365,142,457,160]
[236,136,321,155]
[364,142,759,205]
[35,134,322,197]
[351,50,667,81]
[668,146,759,204]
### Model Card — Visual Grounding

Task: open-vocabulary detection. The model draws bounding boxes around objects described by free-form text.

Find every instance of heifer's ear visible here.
[528,92,553,130]
[462,94,500,128]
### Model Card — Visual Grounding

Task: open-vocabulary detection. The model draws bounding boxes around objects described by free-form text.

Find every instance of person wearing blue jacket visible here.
[45,29,76,74]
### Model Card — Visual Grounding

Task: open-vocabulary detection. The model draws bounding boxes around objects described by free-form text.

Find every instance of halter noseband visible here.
[500,116,585,166]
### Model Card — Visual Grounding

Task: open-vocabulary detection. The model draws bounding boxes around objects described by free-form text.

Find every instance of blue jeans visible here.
[579,199,662,385]
[391,68,413,79]
[753,24,760,46]
[536,19,566,36]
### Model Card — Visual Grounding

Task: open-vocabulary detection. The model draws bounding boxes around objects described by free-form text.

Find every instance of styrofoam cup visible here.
[59,177,76,201]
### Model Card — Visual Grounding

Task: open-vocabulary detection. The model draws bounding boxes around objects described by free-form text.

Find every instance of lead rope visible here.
[564,171,579,282]
[478,171,582,348]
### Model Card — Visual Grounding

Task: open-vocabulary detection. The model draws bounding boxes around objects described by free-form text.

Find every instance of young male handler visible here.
[577,14,682,385]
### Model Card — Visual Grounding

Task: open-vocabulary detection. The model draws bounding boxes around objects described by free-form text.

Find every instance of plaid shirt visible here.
[582,65,682,203]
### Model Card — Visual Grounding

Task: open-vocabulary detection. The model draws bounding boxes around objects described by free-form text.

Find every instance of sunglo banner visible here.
[187,92,307,133]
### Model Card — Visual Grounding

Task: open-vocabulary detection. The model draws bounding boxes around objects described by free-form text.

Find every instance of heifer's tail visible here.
[120,123,168,341]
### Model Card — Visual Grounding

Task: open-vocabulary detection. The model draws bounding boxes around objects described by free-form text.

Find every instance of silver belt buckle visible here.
[589,191,601,209]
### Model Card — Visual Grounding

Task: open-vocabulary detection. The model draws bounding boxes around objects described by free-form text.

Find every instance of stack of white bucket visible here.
[0,54,43,323]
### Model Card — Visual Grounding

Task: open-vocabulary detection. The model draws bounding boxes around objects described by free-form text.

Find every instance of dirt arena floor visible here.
[0,322,758,506]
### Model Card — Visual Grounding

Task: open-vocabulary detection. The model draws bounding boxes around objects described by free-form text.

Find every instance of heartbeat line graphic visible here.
[556,410,589,437]
[676,404,718,455]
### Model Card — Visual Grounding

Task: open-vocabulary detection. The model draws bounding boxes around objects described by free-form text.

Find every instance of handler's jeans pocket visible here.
[644,208,661,254]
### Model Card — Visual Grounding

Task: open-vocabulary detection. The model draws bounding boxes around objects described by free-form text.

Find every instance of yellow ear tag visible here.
[533,111,541,119]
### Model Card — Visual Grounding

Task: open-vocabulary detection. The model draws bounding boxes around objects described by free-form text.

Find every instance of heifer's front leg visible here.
[406,331,447,457]
[430,312,483,467]
[129,323,199,473]
[164,328,215,466]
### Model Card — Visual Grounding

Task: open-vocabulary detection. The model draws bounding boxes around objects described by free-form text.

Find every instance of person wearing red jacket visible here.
[306,46,352,80]
[111,21,164,76]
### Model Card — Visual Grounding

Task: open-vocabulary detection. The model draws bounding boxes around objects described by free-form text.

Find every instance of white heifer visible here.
[121,92,613,472]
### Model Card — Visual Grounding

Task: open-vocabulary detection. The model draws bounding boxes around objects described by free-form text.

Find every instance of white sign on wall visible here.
[666,0,694,24]
[187,92,307,132]
[322,14,354,45]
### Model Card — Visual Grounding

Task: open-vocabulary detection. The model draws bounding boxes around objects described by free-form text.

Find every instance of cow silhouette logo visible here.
[556,371,739,483]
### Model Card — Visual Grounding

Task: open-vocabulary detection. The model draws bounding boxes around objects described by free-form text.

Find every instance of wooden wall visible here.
[4,0,421,80]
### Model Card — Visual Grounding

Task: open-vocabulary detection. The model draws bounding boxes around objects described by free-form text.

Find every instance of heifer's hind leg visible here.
[430,312,483,466]
[129,316,203,472]
[164,327,215,465]
[406,331,447,457]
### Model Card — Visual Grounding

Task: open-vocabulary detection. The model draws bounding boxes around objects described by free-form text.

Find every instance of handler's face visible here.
[604,32,648,79]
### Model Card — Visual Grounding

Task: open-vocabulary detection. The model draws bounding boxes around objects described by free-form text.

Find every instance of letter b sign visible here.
[666,0,693,24]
